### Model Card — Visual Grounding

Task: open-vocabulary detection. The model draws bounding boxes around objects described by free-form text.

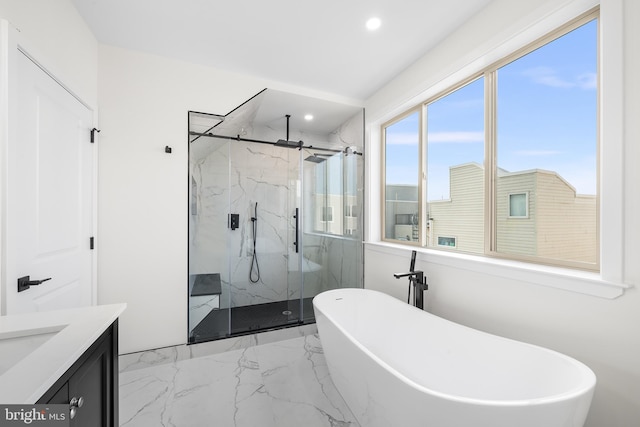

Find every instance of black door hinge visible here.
[90,236,95,250]
[90,128,101,143]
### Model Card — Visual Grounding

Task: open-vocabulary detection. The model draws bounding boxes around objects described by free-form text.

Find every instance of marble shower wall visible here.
[190,140,229,282]
[228,139,299,307]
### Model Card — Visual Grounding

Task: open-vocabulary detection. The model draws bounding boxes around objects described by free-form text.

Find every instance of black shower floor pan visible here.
[189,297,315,344]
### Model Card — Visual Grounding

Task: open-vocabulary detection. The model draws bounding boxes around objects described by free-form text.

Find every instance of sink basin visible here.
[0,325,67,376]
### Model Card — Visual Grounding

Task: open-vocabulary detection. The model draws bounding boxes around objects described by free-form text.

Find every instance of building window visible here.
[437,236,457,248]
[381,9,598,270]
[322,206,333,222]
[508,193,529,218]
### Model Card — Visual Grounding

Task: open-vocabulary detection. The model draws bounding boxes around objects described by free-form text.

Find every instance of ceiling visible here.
[71,0,493,101]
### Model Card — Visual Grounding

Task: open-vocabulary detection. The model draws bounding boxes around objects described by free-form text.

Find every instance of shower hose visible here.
[249,202,261,283]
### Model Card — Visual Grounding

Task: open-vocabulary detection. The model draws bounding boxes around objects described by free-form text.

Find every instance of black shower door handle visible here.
[293,208,299,253]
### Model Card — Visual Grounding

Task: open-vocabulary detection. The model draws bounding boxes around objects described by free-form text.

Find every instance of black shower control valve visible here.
[229,213,240,230]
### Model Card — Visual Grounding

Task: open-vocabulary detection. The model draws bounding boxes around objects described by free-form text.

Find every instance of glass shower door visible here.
[227,140,302,334]
[300,146,363,323]
[188,114,231,342]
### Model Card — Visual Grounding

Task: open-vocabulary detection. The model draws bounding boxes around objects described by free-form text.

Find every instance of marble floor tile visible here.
[120,334,358,427]
[119,324,317,374]
[256,335,358,427]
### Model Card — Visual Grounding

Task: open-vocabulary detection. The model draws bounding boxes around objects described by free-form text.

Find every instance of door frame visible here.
[0,20,98,314]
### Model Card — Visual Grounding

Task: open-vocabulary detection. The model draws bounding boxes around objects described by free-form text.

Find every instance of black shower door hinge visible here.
[90,236,95,250]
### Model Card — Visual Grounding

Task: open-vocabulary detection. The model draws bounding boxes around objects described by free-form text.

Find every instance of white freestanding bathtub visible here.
[313,288,596,427]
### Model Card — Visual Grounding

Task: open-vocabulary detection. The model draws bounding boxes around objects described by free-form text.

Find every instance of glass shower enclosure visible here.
[188,89,364,343]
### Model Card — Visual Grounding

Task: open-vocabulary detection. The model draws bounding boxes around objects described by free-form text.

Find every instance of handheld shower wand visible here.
[249,202,261,283]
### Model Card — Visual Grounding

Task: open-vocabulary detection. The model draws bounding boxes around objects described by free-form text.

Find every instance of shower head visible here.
[304,153,333,163]
[274,114,303,149]
[304,154,327,163]
[275,139,303,149]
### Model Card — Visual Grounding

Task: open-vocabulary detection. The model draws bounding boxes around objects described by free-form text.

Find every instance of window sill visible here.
[365,241,631,299]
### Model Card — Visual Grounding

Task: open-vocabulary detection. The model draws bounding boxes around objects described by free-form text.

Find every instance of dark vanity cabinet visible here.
[37,321,119,427]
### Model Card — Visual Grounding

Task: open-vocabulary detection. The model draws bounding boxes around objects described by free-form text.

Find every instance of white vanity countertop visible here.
[0,303,126,403]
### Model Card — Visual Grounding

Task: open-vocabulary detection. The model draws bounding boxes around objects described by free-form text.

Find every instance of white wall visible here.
[364,0,640,426]
[0,0,97,107]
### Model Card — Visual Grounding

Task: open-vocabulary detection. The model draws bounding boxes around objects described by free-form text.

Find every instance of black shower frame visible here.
[189,130,344,154]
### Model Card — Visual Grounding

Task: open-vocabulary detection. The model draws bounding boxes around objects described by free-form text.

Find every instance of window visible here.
[508,193,529,218]
[322,206,333,222]
[494,17,598,265]
[383,110,420,243]
[426,77,484,253]
[307,151,360,237]
[382,10,598,271]
[437,236,457,248]
[345,205,358,217]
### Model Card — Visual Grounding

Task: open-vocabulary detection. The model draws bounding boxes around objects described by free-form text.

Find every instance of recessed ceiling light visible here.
[304,114,314,121]
[366,17,381,31]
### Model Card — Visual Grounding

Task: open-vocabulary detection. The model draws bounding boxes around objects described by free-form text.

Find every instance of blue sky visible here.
[386,19,597,200]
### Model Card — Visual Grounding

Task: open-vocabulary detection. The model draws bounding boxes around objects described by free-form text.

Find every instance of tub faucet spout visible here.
[393,271,422,279]
[393,271,428,310]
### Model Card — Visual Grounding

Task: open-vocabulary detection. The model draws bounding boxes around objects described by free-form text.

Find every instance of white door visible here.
[4,50,94,314]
